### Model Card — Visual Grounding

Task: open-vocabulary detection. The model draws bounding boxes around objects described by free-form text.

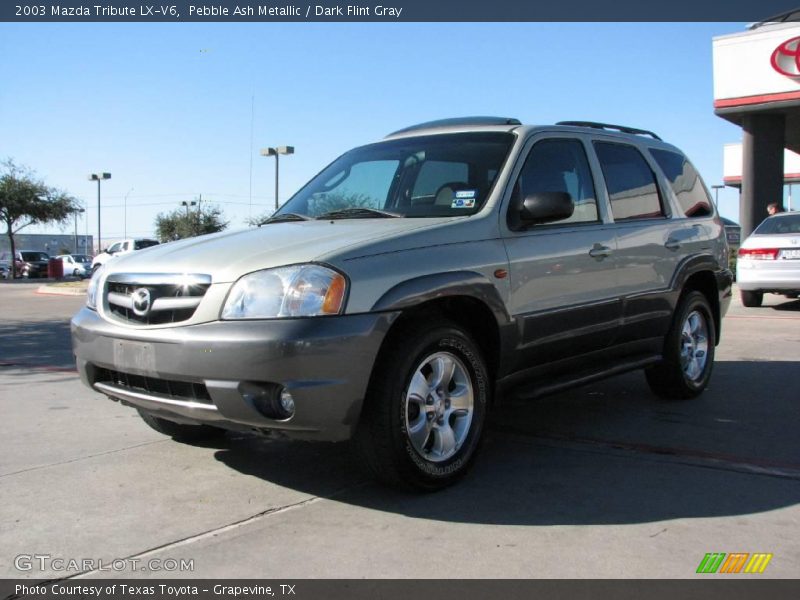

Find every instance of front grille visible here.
[104,273,211,325]
[94,367,212,404]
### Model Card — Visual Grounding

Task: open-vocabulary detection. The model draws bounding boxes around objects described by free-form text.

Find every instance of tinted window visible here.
[595,142,664,221]
[21,252,49,261]
[279,132,514,218]
[650,149,712,217]
[754,214,800,235]
[133,240,159,250]
[513,139,598,225]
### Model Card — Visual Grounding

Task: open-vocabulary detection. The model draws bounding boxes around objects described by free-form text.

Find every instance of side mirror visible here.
[520,192,574,225]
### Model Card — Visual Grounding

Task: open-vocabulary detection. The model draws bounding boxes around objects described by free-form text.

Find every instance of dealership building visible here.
[714,14,800,236]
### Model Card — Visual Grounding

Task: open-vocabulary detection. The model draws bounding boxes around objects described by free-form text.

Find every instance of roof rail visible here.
[556,121,662,141]
[387,116,521,137]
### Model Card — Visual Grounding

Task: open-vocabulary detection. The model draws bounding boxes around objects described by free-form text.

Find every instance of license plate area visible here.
[779,249,800,260]
[112,340,156,375]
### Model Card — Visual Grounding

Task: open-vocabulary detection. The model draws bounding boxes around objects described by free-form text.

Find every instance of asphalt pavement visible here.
[1,281,798,578]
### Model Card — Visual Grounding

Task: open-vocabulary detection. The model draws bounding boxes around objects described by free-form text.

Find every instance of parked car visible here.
[91,239,159,273]
[0,250,50,278]
[72,117,732,490]
[57,254,92,278]
[737,211,800,307]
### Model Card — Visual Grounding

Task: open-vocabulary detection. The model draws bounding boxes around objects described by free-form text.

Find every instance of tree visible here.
[0,159,78,278]
[155,203,228,242]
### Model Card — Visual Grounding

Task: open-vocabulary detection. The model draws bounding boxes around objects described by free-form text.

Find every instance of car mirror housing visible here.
[520,192,574,225]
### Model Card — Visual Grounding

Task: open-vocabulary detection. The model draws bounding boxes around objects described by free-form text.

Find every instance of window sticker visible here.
[451,198,476,208]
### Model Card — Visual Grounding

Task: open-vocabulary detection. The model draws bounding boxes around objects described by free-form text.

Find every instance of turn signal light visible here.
[322,273,347,314]
[738,248,779,260]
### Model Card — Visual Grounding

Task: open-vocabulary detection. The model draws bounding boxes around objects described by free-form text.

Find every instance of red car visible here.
[0,250,50,278]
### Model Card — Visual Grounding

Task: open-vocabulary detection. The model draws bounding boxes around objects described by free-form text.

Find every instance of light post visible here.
[181,200,197,216]
[123,187,134,239]
[711,184,725,206]
[260,146,294,210]
[74,208,85,253]
[88,172,111,252]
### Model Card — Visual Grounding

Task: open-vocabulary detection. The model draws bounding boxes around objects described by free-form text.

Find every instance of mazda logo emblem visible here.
[132,288,152,316]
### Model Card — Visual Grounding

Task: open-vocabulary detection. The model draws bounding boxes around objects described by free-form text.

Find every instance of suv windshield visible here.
[754,213,800,235]
[278,132,515,219]
[21,252,49,261]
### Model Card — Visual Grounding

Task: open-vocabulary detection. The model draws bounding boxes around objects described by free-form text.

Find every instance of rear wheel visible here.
[355,319,489,491]
[646,290,716,400]
[741,290,763,307]
[138,410,225,442]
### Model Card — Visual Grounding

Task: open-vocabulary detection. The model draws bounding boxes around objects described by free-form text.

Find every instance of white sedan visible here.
[57,254,91,279]
[737,212,800,307]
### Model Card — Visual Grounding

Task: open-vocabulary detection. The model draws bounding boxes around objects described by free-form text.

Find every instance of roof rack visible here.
[556,121,662,141]
[387,116,521,137]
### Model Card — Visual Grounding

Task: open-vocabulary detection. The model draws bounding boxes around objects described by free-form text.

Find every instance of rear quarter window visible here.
[594,142,664,221]
[650,148,713,218]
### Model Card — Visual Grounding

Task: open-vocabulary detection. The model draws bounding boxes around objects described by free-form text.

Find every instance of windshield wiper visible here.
[316,207,402,220]
[260,213,313,225]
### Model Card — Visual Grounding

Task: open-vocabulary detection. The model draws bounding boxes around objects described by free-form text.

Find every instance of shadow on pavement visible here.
[0,320,75,369]
[215,359,800,526]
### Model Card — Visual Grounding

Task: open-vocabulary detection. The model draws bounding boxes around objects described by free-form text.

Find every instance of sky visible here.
[0,22,755,244]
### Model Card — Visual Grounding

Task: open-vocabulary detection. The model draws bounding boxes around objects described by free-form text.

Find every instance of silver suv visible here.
[71,118,732,490]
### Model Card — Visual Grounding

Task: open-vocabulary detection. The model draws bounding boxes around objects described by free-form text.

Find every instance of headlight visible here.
[86,266,103,310]
[221,264,347,319]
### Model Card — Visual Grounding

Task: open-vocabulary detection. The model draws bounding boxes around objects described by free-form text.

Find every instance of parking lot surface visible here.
[1,281,798,578]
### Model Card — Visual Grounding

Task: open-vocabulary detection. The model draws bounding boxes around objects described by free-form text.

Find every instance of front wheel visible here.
[646,290,716,400]
[355,320,489,491]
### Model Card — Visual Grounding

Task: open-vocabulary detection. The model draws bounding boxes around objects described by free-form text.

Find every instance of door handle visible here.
[665,239,681,251]
[589,244,612,260]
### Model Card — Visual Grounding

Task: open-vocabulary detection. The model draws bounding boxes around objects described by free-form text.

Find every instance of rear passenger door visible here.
[592,141,699,345]
[502,136,621,369]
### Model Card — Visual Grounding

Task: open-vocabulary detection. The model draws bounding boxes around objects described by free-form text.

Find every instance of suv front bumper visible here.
[71,308,398,441]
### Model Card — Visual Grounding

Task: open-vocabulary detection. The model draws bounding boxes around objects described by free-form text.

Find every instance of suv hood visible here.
[105,218,454,283]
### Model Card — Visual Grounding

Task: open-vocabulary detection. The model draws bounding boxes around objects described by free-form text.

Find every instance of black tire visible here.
[741,290,763,307]
[355,319,490,491]
[138,410,225,442]
[646,290,716,400]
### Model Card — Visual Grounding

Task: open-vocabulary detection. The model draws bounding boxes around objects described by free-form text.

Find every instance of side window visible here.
[594,142,664,221]
[107,242,121,254]
[512,138,599,225]
[650,149,713,218]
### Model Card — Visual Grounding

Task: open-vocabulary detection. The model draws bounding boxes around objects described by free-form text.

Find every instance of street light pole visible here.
[711,184,725,207]
[260,146,294,210]
[74,208,85,253]
[88,172,111,252]
[123,187,134,239]
[181,200,197,216]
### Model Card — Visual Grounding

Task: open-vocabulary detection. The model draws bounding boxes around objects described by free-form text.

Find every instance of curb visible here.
[36,285,88,297]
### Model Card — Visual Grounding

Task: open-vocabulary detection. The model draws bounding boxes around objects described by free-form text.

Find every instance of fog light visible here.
[279,388,295,416]
[240,382,295,421]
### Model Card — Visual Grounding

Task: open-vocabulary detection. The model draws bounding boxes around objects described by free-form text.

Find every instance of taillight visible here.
[738,247,779,260]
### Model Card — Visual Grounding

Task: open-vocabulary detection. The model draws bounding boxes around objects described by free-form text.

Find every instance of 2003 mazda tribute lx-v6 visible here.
[72,117,732,490]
